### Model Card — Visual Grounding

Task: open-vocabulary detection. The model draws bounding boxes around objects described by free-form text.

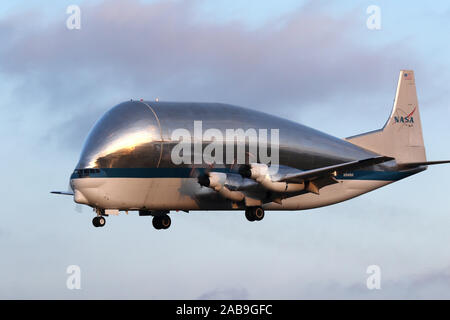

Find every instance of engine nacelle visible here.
[198,172,245,202]
[239,163,305,193]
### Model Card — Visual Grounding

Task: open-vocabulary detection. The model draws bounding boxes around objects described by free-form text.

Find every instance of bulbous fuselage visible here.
[70,100,397,211]
[76,100,375,171]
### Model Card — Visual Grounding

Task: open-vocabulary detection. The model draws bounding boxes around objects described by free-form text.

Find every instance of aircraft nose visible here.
[70,177,89,204]
[74,188,89,205]
[70,176,103,206]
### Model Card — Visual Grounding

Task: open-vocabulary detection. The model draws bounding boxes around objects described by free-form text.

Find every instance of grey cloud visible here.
[294,266,450,299]
[0,0,420,147]
[2,0,417,105]
[190,266,450,299]
[395,266,450,299]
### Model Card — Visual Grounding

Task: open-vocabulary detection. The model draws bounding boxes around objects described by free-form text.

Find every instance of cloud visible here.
[294,265,450,299]
[0,0,421,148]
[189,265,450,299]
[395,266,450,299]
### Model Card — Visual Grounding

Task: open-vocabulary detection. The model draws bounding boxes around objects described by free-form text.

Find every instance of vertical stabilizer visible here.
[346,70,426,164]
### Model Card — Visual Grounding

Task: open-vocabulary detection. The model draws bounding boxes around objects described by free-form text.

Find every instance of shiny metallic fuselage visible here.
[70,101,413,211]
[76,101,378,170]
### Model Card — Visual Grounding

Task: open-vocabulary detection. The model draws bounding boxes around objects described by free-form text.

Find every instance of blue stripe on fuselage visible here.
[335,170,415,181]
[70,167,232,179]
[70,168,419,181]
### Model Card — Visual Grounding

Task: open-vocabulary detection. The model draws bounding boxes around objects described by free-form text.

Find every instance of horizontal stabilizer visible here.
[50,191,74,196]
[398,160,450,169]
[277,156,394,183]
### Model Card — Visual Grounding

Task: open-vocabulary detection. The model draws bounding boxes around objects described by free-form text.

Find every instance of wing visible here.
[198,156,395,206]
[239,156,394,195]
[276,156,395,183]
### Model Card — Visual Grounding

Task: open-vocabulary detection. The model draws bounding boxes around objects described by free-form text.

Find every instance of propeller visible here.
[194,163,216,187]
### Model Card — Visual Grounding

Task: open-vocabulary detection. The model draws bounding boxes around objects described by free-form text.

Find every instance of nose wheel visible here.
[92,208,106,228]
[152,215,171,230]
[245,206,265,222]
[92,216,106,227]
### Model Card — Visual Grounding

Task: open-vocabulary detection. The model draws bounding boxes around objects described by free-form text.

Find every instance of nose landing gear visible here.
[92,208,106,228]
[245,206,265,222]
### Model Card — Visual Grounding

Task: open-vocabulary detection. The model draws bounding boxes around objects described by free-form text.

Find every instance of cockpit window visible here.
[73,168,101,177]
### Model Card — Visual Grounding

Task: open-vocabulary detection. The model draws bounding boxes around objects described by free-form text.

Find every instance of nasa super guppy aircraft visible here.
[52,70,450,229]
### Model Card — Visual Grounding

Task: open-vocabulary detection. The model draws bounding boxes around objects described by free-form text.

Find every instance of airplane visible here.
[52,70,450,229]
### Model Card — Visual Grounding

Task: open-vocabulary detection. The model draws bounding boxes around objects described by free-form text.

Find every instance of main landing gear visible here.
[152,215,171,230]
[92,216,106,227]
[245,206,265,222]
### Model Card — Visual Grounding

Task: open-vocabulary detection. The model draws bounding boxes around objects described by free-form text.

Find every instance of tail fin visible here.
[346,70,426,164]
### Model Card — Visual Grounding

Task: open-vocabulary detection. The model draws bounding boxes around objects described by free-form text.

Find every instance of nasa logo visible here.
[393,107,416,127]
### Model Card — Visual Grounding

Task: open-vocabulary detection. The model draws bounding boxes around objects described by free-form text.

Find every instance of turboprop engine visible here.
[198,172,245,202]
[239,163,306,193]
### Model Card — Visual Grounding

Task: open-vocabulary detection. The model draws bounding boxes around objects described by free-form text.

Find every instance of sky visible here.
[0,0,450,299]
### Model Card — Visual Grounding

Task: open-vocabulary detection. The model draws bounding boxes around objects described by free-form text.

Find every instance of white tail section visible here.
[346,70,426,164]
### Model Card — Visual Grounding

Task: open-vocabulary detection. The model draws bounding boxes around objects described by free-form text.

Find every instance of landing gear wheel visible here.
[254,207,265,221]
[245,207,264,222]
[245,208,256,222]
[152,217,162,229]
[98,216,106,226]
[92,216,106,227]
[152,215,171,230]
[160,215,171,229]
